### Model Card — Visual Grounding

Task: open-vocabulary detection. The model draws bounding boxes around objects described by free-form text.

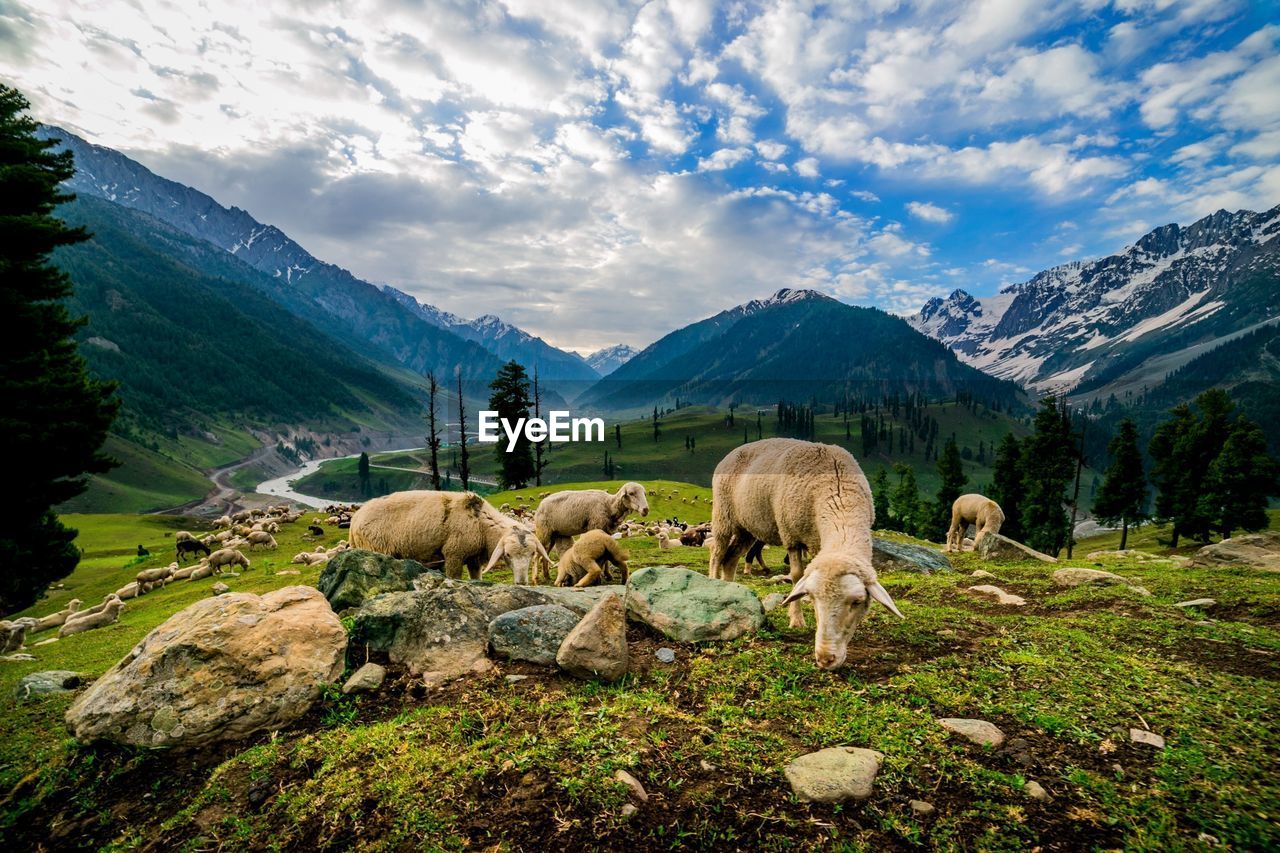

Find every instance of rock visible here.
[625,567,765,642]
[1053,568,1128,588]
[275,570,301,576]
[700,759,716,771]
[966,585,1026,606]
[655,647,676,664]
[1024,780,1052,802]
[761,592,787,612]
[872,537,952,574]
[1128,585,1153,596]
[978,533,1057,563]
[342,662,386,694]
[33,637,58,646]
[317,548,442,612]
[620,803,639,819]
[784,747,883,803]
[470,657,494,674]
[1087,549,1159,561]
[910,799,936,817]
[971,569,997,580]
[1129,728,1165,748]
[505,674,530,683]
[14,670,86,701]
[65,586,346,748]
[1173,598,1217,609]
[1,654,36,662]
[556,593,629,682]
[211,582,230,595]
[938,717,1006,748]
[769,573,792,584]
[488,605,580,667]
[1189,532,1280,570]
[614,769,648,801]
[530,585,626,615]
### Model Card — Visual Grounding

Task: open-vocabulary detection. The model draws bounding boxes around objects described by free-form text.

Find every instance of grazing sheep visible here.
[246,531,278,550]
[533,483,649,564]
[307,524,325,536]
[946,494,1006,553]
[350,491,550,583]
[207,548,251,573]
[708,438,904,671]
[31,598,83,634]
[59,598,125,637]
[174,530,194,544]
[214,515,232,529]
[550,530,629,588]
[176,538,211,563]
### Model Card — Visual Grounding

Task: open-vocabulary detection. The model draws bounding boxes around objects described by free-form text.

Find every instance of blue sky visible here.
[1,0,1277,351]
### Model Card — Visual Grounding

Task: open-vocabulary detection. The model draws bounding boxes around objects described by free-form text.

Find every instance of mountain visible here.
[383,286,598,389]
[911,206,1280,396]
[585,344,638,376]
[578,288,1023,412]
[41,126,506,383]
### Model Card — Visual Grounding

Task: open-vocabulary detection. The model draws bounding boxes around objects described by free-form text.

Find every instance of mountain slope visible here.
[912,205,1280,393]
[42,126,506,382]
[579,289,1023,412]
[585,344,638,376]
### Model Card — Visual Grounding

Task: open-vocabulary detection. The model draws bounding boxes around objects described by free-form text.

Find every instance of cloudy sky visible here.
[2,0,1277,352]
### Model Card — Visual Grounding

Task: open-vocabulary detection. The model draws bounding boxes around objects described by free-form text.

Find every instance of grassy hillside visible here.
[1,503,1277,849]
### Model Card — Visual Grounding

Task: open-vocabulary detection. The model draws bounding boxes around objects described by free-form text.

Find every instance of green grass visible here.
[1074,509,1280,555]
[2,493,1278,849]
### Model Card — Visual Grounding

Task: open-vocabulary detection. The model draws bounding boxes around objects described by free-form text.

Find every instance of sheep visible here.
[115,582,139,600]
[205,547,251,573]
[176,538,211,563]
[533,483,649,564]
[307,524,325,536]
[707,438,904,671]
[59,598,125,637]
[946,494,1006,553]
[174,530,194,544]
[135,565,174,587]
[246,531,278,550]
[74,593,123,619]
[549,530,630,588]
[350,490,550,583]
[30,598,83,634]
[214,515,232,529]
[0,621,28,653]
[657,528,684,549]
[292,551,331,566]
[189,562,218,581]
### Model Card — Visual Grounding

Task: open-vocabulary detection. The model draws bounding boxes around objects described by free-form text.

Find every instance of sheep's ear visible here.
[482,544,506,575]
[868,582,904,619]
[781,573,815,606]
[533,537,551,564]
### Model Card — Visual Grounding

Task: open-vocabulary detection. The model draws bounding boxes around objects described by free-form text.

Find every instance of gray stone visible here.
[342,662,386,694]
[505,674,530,683]
[971,569,997,580]
[317,548,442,613]
[625,567,765,643]
[910,799,936,817]
[785,747,883,803]
[978,533,1057,563]
[620,803,639,819]
[1173,598,1217,609]
[557,593,629,682]
[211,582,230,596]
[488,605,580,666]
[615,769,648,801]
[1189,532,1280,570]
[14,670,86,701]
[872,537,952,574]
[1053,568,1128,588]
[769,574,792,584]
[655,647,676,664]
[966,585,1027,606]
[761,592,787,612]
[531,585,626,615]
[938,717,1006,748]
[1024,780,1052,802]
[1129,728,1165,748]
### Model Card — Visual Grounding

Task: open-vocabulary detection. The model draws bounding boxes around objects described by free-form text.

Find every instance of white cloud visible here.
[755,139,787,160]
[697,147,751,171]
[906,201,954,223]
[794,157,820,177]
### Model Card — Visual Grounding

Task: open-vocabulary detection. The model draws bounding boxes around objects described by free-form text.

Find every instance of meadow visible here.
[1,496,1277,850]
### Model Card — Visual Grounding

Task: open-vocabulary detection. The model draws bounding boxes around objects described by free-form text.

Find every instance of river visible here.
[255,446,496,507]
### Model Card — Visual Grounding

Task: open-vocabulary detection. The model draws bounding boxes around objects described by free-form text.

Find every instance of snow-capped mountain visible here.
[911,206,1280,395]
[584,344,638,376]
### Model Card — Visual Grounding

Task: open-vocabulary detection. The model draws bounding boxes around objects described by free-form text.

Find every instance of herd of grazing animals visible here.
[14,441,1009,673]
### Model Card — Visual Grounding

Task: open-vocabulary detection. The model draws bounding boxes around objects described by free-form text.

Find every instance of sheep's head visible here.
[782,555,903,670]
[621,482,649,516]
[484,524,550,579]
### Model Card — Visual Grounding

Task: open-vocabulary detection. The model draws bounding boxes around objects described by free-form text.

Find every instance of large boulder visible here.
[489,605,581,666]
[785,747,883,802]
[978,533,1057,563]
[872,537,952,574]
[15,670,87,701]
[625,567,764,642]
[532,585,625,615]
[65,587,345,748]
[556,593,629,682]
[1189,532,1280,570]
[317,548,443,612]
[1052,567,1128,588]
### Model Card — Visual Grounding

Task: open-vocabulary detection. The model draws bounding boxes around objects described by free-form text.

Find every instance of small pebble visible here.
[1130,728,1166,748]
[909,799,936,817]
[505,674,529,683]
[621,803,639,819]
[615,769,649,801]
[655,648,676,664]
[1024,780,1051,802]
[700,759,716,772]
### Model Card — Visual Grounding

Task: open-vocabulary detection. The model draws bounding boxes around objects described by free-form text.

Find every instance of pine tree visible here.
[871,468,891,530]
[1200,415,1278,539]
[1149,390,1235,546]
[890,464,921,536]
[456,369,470,491]
[357,452,371,497]
[488,361,535,489]
[1020,396,1076,556]
[932,436,967,541]
[1093,418,1147,549]
[531,367,548,486]
[615,423,621,449]
[0,86,119,613]
[425,372,441,490]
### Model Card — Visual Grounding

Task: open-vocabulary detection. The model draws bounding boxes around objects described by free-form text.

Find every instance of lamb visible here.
[657,528,684,549]
[292,551,331,566]
[207,548,251,573]
[246,531,278,550]
[533,483,649,563]
[59,598,125,637]
[549,530,629,588]
[176,539,211,562]
[350,490,549,583]
[946,494,1006,553]
[31,598,83,633]
[707,438,904,671]
[188,563,217,581]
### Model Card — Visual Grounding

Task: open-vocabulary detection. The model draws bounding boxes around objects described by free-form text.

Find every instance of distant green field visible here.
[1075,508,1280,555]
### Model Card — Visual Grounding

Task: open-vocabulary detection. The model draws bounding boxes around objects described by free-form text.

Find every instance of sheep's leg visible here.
[972,522,988,550]
[787,547,807,629]
[575,561,602,588]
[715,533,752,583]
[444,555,465,580]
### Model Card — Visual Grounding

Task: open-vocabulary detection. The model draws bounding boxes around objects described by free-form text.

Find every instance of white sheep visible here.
[350,491,550,583]
[115,582,139,600]
[174,530,194,544]
[246,531,278,550]
[30,598,83,634]
[135,565,174,588]
[207,548,251,573]
[946,494,1006,553]
[59,597,125,637]
[533,483,649,567]
[0,621,28,653]
[708,437,904,671]
[548,530,629,587]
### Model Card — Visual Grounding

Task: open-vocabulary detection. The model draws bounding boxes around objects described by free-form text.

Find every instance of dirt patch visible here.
[1164,637,1280,681]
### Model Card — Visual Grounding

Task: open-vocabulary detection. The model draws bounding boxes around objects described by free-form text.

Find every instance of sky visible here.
[1,0,1278,353]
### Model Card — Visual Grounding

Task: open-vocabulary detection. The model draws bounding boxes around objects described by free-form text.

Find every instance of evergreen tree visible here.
[890,464,921,536]
[0,86,119,613]
[932,436,967,541]
[1020,396,1076,556]
[357,452,371,497]
[488,360,535,489]
[456,369,470,491]
[1093,418,1147,549]
[1200,415,1278,539]
[871,468,891,530]
[615,423,621,449]
[1149,390,1235,546]
[991,432,1026,543]
[425,372,441,490]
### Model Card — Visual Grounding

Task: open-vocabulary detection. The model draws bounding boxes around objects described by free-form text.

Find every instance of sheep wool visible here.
[946,494,1005,553]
